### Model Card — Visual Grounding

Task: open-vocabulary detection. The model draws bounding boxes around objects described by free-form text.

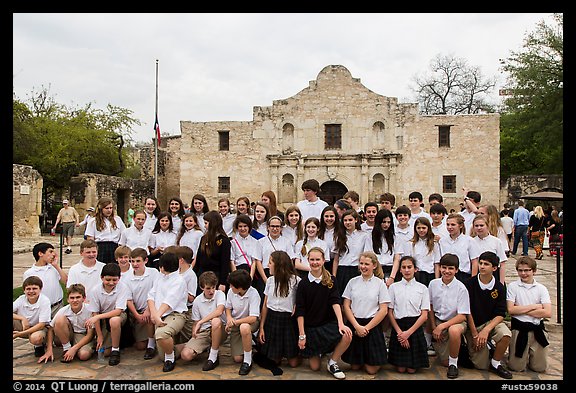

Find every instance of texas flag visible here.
[154,115,161,146]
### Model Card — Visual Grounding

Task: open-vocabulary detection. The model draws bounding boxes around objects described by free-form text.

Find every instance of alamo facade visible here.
[158,64,500,212]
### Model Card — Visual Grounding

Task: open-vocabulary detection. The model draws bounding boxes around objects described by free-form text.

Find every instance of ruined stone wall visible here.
[13,164,43,236]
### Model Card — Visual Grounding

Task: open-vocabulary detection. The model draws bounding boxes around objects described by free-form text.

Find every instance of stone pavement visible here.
[13,235,565,383]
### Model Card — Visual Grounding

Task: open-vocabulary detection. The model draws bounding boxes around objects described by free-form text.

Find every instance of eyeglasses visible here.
[269,225,282,228]
[517,269,533,273]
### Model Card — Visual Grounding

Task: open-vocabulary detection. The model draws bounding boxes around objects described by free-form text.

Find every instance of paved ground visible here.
[13,235,565,384]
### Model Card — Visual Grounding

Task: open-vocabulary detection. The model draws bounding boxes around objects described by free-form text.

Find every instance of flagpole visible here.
[154,59,159,198]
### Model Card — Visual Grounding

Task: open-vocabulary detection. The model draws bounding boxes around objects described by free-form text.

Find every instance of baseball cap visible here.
[63,199,69,204]
[87,207,95,212]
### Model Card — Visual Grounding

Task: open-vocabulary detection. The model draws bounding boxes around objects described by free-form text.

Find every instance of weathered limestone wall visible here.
[13,164,43,236]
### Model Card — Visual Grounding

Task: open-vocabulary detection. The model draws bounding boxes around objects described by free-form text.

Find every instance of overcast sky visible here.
[13,13,554,143]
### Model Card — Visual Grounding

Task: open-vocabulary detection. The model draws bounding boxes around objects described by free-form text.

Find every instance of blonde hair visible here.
[307,247,333,288]
[359,251,384,279]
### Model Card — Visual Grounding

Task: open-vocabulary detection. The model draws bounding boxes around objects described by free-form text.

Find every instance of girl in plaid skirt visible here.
[295,247,353,379]
[341,251,390,375]
[387,256,430,373]
[258,250,301,367]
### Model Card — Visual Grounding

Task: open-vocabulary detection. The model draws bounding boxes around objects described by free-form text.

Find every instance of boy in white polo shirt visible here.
[147,252,188,372]
[124,247,161,360]
[85,263,129,366]
[225,269,261,376]
[49,283,95,363]
[13,275,52,359]
[66,239,106,301]
[23,242,68,318]
[297,179,329,221]
[179,271,227,371]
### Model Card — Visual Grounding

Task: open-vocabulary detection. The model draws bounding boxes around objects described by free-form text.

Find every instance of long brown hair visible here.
[410,217,435,254]
[270,250,298,297]
[200,210,227,257]
[95,197,118,232]
[262,190,279,217]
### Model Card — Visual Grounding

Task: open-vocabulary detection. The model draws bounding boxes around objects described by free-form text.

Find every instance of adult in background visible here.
[511,201,530,256]
[53,199,80,254]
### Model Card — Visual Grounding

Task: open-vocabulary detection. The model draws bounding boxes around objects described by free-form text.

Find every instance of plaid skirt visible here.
[260,309,299,360]
[336,265,360,296]
[97,241,119,264]
[388,316,429,369]
[301,320,342,358]
[342,317,388,366]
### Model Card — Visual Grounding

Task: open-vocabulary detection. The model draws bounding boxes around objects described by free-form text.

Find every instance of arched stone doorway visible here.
[319,181,348,205]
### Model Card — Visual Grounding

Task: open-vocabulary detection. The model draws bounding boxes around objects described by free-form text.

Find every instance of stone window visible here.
[438,125,451,147]
[218,131,229,151]
[443,175,457,193]
[218,176,230,193]
[325,124,342,150]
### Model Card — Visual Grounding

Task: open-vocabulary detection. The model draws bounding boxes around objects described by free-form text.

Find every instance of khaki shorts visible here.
[229,319,259,357]
[154,312,186,341]
[184,325,228,354]
[128,311,154,342]
[465,321,511,369]
[507,329,549,373]
[98,311,128,348]
[13,320,48,342]
[432,316,467,362]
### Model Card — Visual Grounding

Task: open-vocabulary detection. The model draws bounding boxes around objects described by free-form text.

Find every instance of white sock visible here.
[491,358,501,369]
[328,358,337,367]
[111,346,120,352]
[448,356,458,367]
[424,332,432,347]
[165,351,175,362]
[208,348,219,362]
[62,342,72,351]
[147,338,156,349]
[243,351,252,365]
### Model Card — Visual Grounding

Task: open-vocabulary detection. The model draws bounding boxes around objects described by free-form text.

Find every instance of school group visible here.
[13,179,553,380]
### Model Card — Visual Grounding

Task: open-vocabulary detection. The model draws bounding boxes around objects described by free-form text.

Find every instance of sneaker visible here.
[447,364,459,379]
[143,347,157,360]
[427,343,436,356]
[490,364,513,379]
[108,350,121,366]
[163,360,175,372]
[34,345,45,357]
[327,363,346,380]
[202,358,219,371]
[238,362,252,375]
[65,248,72,254]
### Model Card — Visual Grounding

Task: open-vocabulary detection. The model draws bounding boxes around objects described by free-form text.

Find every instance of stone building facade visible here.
[161,65,501,212]
[13,164,43,236]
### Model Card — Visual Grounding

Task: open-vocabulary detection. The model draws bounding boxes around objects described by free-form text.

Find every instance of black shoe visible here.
[447,364,459,379]
[202,358,219,371]
[490,364,513,379]
[163,360,175,372]
[327,363,346,379]
[34,345,45,357]
[238,362,252,375]
[108,350,121,366]
[65,248,72,254]
[143,347,157,360]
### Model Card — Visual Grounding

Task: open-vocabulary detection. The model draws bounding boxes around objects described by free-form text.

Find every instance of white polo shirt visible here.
[439,234,480,275]
[87,281,130,314]
[428,277,470,321]
[147,270,188,316]
[294,237,330,269]
[388,278,430,319]
[192,290,227,331]
[66,259,106,297]
[50,302,92,333]
[225,286,261,319]
[297,198,329,221]
[119,225,152,250]
[264,275,301,313]
[256,235,296,269]
[342,274,390,319]
[13,293,52,325]
[334,230,368,267]
[23,263,63,305]
[123,267,161,311]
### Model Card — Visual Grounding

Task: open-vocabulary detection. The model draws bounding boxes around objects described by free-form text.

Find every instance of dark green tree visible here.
[13,86,142,197]
[499,13,563,178]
